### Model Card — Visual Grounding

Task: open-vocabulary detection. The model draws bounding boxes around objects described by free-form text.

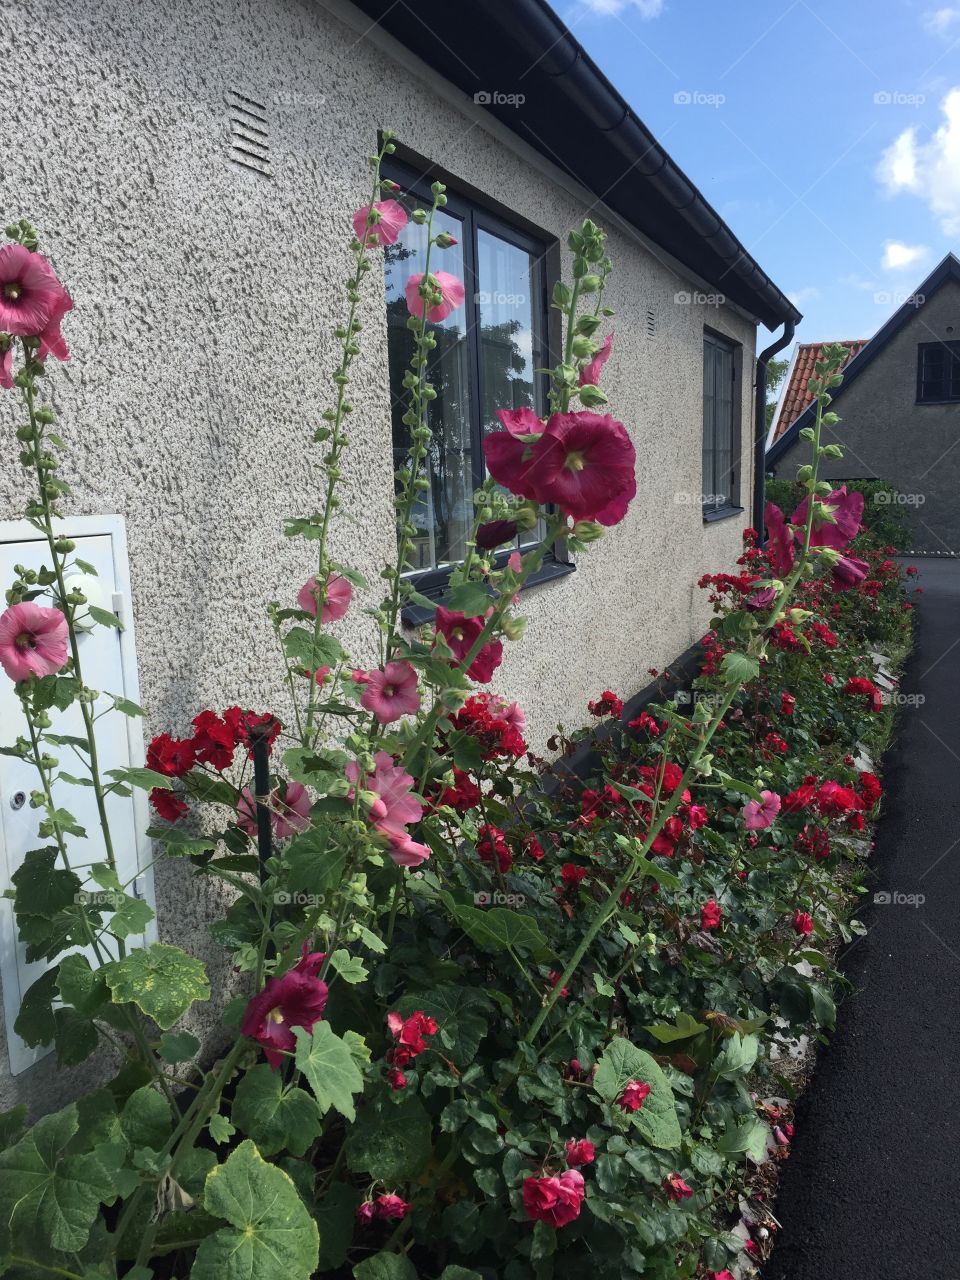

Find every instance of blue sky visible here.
[560,0,960,341]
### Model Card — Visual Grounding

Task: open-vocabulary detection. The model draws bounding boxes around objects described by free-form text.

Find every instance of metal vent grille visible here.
[645,308,656,338]
[225,91,271,176]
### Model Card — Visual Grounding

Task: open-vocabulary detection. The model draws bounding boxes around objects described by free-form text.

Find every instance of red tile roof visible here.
[770,340,870,443]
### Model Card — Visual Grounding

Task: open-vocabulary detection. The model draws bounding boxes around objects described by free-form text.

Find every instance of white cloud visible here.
[841,273,879,292]
[877,87,960,234]
[924,7,960,35]
[581,0,664,15]
[788,287,820,306]
[881,240,930,270]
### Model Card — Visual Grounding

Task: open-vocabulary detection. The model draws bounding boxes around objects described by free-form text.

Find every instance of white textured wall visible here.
[0,0,757,1108]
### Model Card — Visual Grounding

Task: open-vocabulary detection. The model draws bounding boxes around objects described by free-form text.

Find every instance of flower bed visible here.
[0,156,914,1280]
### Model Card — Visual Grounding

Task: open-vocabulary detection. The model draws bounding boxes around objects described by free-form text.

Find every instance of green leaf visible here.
[121,1086,175,1152]
[353,1254,418,1280]
[15,967,58,1047]
[108,894,155,939]
[345,1096,432,1184]
[438,1269,484,1280]
[73,558,97,575]
[87,604,123,630]
[192,1140,319,1280]
[713,1032,760,1080]
[643,1012,709,1044]
[111,696,146,717]
[316,1182,362,1270]
[209,1112,236,1145]
[446,900,553,962]
[103,943,210,1029]
[282,627,344,672]
[442,582,492,619]
[286,825,348,896]
[158,1030,201,1064]
[107,766,172,791]
[593,1036,682,1149]
[328,949,368,985]
[719,651,760,684]
[54,1007,99,1066]
[231,1065,323,1158]
[0,1105,28,1153]
[12,846,80,918]
[0,1103,117,1252]
[716,1118,770,1163]
[293,1023,364,1122]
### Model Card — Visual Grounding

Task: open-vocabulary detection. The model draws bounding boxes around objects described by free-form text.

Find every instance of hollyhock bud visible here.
[571,519,604,542]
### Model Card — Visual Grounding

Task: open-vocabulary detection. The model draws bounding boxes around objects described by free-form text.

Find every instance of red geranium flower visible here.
[149,787,188,823]
[386,1009,438,1068]
[191,709,237,771]
[146,733,196,778]
[700,899,722,931]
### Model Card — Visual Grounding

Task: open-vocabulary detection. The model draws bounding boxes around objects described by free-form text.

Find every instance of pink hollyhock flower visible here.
[405,270,466,322]
[564,1139,595,1167]
[618,1079,651,1112]
[352,199,408,248]
[522,1170,585,1228]
[238,780,311,841]
[240,947,328,1068]
[346,751,430,867]
[507,551,523,573]
[664,1172,694,1202]
[434,606,503,683]
[830,554,869,593]
[745,585,777,611]
[360,660,421,724]
[38,287,73,363]
[764,502,795,577]
[742,789,782,831]
[386,1008,438,1067]
[579,331,614,386]
[375,1193,410,1221]
[709,1272,737,1280]
[297,572,352,623]
[0,244,66,336]
[700,899,722,931]
[0,340,13,389]
[530,411,637,525]
[0,601,69,681]
[791,484,864,550]
[793,910,814,936]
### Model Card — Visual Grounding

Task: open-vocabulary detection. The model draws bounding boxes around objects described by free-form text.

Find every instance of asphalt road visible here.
[765,559,960,1280]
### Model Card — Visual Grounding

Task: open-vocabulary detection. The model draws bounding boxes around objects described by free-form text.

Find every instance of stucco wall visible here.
[773,281,960,552]
[0,0,757,1109]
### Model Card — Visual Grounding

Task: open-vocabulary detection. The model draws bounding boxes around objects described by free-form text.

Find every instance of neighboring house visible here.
[767,254,960,552]
[0,0,797,1106]
[766,339,869,452]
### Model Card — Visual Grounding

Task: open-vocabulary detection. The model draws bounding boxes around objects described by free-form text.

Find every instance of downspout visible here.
[752,320,796,532]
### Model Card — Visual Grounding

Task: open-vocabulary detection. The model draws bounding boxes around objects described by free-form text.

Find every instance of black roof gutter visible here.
[344,0,802,332]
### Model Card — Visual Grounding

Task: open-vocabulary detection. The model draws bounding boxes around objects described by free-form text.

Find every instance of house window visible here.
[702,330,740,515]
[917,341,960,403]
[382,159,560,591]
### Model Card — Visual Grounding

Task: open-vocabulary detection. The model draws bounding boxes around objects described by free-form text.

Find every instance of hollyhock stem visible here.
[302,135,395,748]
[525,355,847,1044]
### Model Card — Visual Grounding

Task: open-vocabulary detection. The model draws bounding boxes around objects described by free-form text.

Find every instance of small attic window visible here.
[225,91,271,177]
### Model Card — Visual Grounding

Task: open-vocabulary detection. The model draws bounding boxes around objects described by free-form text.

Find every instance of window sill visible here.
[915,398,960,406]
[401,558,576,627]
[702,505,744,525]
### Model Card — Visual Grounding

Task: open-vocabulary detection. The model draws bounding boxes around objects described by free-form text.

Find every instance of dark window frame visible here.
[701,326,744,522]
[382,155,573,621]
[916,340,960,404]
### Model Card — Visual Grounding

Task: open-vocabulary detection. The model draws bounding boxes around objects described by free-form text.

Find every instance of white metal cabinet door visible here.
[0,529,153,1072]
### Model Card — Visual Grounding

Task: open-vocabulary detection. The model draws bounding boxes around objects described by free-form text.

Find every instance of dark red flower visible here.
[477,823,511,873]
[191,709,236,770]
[522,1171,585,1228]
[439,767,482,813]
[149,787,188,823]
[147,733,196,778]
[588,690,624,718]
[386,1009,438,1068]
[565,1138,596,1167]
[664,1172,694,1202]
[241,947,328,1068]
[434,606,503,684]
[618,1079,651,1112]
[475,519,519,550]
